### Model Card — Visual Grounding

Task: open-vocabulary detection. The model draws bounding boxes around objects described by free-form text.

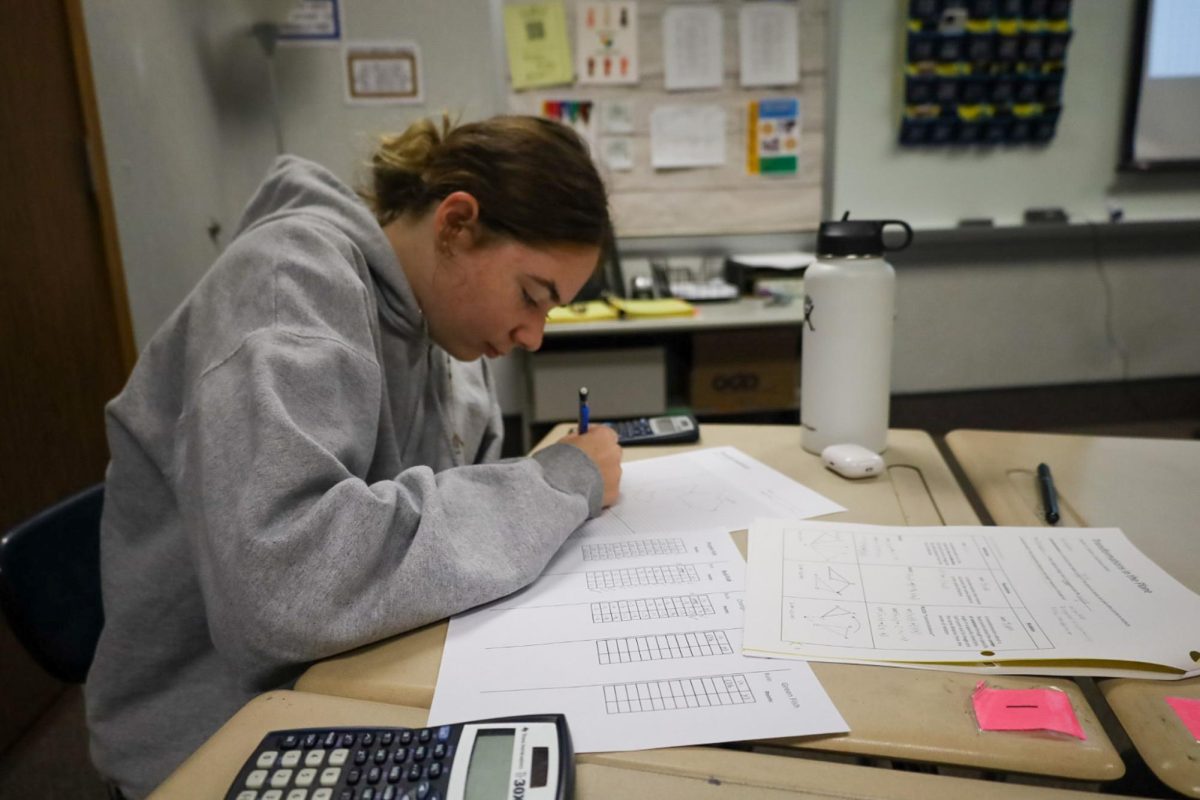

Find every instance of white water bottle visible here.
[800,215,913,455]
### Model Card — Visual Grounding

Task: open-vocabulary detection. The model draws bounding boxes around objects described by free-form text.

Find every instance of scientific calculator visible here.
[604,413,699,446]
[225,714,572,800]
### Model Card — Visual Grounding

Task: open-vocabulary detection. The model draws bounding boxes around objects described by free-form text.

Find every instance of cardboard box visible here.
[690,330,798,414]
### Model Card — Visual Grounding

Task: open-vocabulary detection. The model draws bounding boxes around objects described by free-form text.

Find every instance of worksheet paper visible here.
[743,519,1200,679]
[581,446,845,538]
[576,1,639,85]
[662,4,723,90]
[650,104,727,169]
[429,448,849,750]
[739,2,801,88]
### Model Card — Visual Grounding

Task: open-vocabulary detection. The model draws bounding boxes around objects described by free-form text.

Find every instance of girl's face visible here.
[423,237,600,361]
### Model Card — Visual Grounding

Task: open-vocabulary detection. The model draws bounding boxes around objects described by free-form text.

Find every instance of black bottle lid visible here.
[817,213,913,257]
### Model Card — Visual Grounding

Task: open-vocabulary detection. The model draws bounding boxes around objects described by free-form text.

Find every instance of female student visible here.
[86,115,622,798]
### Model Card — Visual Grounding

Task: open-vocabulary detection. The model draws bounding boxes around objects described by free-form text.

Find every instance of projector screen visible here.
[1120,0,1200,169]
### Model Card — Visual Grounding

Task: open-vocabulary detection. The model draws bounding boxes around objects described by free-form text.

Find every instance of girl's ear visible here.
[434,191,481,255]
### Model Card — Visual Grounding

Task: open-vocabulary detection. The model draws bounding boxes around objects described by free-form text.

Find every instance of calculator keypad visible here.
[227,727,454,800]
[605,415,696,445]
[614,418,653,441]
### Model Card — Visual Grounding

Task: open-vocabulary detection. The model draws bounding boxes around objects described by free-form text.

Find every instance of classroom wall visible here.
[82,3,238,348]
[82,0,504,348]
[85,0,1199,412]
[828,1,1200,393]
[504,0,828,236]
[888,224,1200,393]
[831,0,1200,226]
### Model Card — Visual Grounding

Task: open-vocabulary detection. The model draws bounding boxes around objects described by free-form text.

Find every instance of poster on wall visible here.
[600,137,635,170]
[739,2,800,88]
[662,4,723,91]
[275,0,341,44]
[747,97,800,176]
[576,2,639,85]
[542,99,598,152]
[343,42,423,105]
[504,1,575,89]
[600,99,636,134]
[650,104,726,169]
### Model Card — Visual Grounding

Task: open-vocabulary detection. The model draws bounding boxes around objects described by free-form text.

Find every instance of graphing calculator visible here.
[604,413,699,446]
[225,714,572,800]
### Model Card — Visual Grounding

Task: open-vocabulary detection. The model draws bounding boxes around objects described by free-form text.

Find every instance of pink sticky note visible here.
[971,681,1086,740]
[1165,696,1200,740]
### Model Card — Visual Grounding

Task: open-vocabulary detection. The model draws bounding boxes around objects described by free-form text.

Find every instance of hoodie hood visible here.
[235,155,423,336]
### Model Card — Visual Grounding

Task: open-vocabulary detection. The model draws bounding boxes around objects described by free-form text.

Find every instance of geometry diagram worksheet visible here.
[743,518,1200,679]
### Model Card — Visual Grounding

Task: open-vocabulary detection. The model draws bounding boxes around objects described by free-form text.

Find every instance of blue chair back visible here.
[0,484,105,683]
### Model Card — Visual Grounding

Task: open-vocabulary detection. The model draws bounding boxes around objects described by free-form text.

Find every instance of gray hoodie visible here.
[85,156,602,798]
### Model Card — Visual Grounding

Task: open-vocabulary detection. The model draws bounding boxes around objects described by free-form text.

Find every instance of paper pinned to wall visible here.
[747,97,801,175]
[663,4,724,90]
[650,104,726,169]
[600,99,635,134]
[343,42,423,105]
[542,99,597,152]
[739,2,801,87]
[504,1,574,90]
[276,0,341,43]
[600,136,635,171]
[577,1,639,84]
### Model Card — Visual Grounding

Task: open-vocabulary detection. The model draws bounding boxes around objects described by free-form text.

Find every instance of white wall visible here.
[83,3,238,347]
[829,0,1200,228]
[826,0,1200,393]
[84,0,526,407]
[84,0,503,345]
[888,225,1200,393]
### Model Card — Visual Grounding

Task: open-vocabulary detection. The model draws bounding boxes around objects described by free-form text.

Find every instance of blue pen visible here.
[578,386,589,433]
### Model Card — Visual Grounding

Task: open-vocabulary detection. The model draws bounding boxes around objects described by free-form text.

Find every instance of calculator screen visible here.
[463,729,515,799]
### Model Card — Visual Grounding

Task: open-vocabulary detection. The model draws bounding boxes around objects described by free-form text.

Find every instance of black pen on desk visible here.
[1037,463,1060,525]
[578,386,590,434]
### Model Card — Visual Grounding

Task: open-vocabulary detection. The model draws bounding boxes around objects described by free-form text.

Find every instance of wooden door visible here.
[0,0,133,750]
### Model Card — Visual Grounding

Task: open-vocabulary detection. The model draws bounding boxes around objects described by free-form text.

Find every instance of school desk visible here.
[295,426,1122,784]
[149,689,1124,800]
[945,428,1200,797]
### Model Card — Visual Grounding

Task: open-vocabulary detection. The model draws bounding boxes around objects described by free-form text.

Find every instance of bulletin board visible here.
[499,0,828,237]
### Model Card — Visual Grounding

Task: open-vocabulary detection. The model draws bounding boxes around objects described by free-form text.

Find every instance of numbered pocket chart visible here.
[900,0,1072,147]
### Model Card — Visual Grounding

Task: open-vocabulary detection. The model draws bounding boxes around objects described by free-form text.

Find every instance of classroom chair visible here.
[0,483,105,683]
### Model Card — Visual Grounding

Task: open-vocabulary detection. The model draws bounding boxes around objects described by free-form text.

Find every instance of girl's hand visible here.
[560,425,622,507]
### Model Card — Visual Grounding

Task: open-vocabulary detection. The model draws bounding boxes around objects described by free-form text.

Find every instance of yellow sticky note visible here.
[547,301,620,323]
[504,2,574,90]
[605,298,695,318]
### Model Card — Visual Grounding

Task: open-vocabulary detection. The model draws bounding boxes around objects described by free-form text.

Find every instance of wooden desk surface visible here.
[943,429,1200,591]
[296,426,1122,782]
[152,690,1119,800]
[945,429,1200,797]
